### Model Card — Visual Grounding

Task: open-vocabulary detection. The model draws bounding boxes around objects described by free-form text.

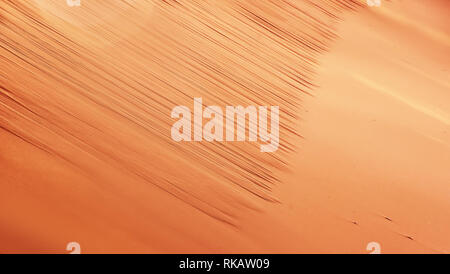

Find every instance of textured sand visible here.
[0,0,448,253]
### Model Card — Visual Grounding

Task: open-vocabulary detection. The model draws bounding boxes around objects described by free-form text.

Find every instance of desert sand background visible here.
[0,0,449,253]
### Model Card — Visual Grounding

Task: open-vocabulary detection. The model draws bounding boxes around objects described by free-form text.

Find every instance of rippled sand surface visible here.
[0,0,448,253]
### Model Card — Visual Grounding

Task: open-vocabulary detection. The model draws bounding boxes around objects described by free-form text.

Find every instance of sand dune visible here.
[0,0,448,253]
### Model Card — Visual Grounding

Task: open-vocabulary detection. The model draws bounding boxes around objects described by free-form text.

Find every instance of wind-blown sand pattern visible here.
[0,0,449,253]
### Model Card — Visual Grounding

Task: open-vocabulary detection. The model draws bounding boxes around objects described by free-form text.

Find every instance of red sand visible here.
[0,0,448,253]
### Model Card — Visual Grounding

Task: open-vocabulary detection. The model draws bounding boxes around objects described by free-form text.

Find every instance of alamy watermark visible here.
[171,98,280,152]
[366,242,381,254]
[66,242,81,254]
[66,0,81,7]
[367,0,381,7]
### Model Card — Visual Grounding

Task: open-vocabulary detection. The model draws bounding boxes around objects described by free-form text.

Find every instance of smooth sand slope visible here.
[0,0,448,253]
[253,0,450,253]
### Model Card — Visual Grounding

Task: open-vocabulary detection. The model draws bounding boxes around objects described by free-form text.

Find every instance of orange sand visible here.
[0,0,449,253]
